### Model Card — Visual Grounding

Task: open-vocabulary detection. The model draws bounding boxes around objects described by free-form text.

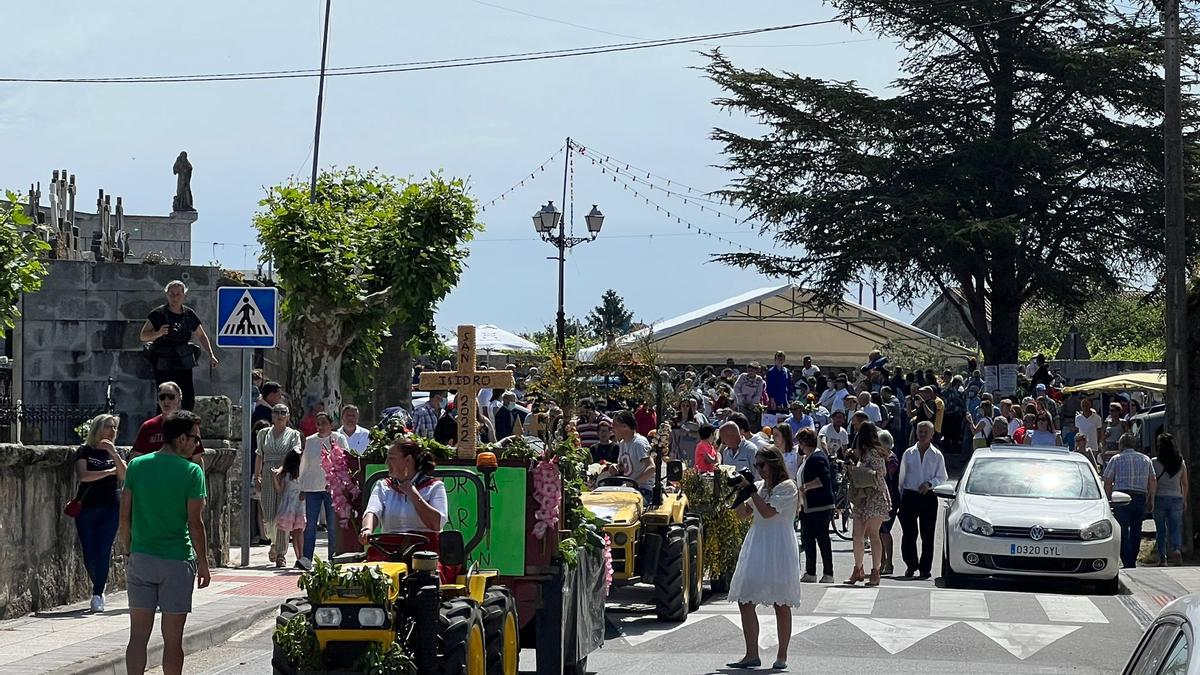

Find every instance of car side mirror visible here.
[932,482,957,499]
[666,460,684,482]
[440,530,466,567]
[1110,491,1132,506]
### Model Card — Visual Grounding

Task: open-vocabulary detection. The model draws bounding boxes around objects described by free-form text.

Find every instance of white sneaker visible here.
[819,575,835,584]
[800,574,818,583]
[90,595,104,612]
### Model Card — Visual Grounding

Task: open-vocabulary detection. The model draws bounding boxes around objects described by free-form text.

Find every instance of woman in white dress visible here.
[726,447,802,670]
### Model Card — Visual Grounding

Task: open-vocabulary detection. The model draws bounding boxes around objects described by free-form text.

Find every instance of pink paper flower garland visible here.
[532,458,562,540]
[321,439,360,527]
[602,535,614,592]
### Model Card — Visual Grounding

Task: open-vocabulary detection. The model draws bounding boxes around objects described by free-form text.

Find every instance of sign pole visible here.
[241,349,253,567]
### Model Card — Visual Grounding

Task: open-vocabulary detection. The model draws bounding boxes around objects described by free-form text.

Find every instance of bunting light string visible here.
[574,142,739,207]
[479,144,565,213]
[600,168,774,257]
[579,147,733,210]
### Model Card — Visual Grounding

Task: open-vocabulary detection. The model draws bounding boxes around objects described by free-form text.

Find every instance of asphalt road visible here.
[161,504,1147,674]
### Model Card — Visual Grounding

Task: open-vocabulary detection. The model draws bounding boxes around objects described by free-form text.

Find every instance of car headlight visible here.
[960,514,994,536]
[314,607,343,627]
[358,607,387,627]
[1081,520,1113,541]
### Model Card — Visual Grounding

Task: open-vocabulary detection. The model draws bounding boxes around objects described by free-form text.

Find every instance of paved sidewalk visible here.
[0,541,312,674]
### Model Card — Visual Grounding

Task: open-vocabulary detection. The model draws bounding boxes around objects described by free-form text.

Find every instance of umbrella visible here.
[1061,370,1167,394]
[445,324,539,354]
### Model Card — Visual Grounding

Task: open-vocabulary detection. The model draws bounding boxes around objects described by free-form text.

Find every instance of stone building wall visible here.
[14,260,244,445]
[0,442,235,620]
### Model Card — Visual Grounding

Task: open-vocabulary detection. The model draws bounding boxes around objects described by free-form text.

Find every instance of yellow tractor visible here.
[580,454,704,621]
[272,453,519,675]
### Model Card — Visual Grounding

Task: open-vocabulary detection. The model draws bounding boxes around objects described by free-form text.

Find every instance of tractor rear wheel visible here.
[439,598,487,675]
[482,586,520,675]
[686,522,703,612]
[654,526,689,622]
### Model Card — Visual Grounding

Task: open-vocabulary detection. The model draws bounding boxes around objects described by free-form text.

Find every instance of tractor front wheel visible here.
[654,526,689,622]
[271,597,311,675]
[482,587,520,675]
[439,598,488,675]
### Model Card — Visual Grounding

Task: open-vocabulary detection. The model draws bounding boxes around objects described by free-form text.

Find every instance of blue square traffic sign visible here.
[216,286,278,348]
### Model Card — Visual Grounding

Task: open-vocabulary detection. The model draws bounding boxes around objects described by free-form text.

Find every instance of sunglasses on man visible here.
[159,393,177,401]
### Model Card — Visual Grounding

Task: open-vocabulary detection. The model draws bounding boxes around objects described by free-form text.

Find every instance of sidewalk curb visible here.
[1119,570,1168,629]
[52,597,281,675]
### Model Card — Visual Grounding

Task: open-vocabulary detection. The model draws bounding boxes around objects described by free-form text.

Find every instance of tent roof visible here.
[1061,370,1167,394]
[446,324,539,354]
[577,284,974,367]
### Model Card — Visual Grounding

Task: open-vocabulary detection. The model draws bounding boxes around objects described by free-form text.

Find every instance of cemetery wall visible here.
[0,442,235,620]
[72,211,195,264]
[15,260,243,445]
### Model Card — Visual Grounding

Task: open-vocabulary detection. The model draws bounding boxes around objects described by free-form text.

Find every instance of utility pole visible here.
[309,0,333,203]
[1161,0,1193,547]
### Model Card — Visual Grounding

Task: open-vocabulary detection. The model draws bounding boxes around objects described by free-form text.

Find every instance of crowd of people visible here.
[86,289,1179,675]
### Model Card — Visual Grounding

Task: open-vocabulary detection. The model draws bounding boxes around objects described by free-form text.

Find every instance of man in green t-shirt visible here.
[119,410,210,675]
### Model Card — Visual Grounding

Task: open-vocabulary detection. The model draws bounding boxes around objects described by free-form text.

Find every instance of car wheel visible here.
[941,540,962,588]
[1097,575,1121,595]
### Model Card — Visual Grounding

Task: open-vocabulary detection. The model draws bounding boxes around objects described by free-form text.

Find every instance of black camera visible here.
[727,468,757,508]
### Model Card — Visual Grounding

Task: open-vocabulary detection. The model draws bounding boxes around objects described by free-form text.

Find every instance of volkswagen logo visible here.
[1029,525,1046,541]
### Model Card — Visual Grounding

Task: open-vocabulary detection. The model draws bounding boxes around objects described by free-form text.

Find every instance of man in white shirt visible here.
[897,421,947,579]
[819,373,852,413]
[800,355,820,380]
[817,410,850,458]
[1074,394,1103,453]
[606,410,657,500]
[858,391,882,424]
[338,404,371,456]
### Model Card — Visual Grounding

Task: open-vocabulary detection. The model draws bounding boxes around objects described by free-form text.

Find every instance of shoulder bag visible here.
[64,484,92,518]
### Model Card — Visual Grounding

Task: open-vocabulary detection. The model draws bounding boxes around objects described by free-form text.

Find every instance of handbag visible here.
[848,464,878,490]
[63,485,92,518]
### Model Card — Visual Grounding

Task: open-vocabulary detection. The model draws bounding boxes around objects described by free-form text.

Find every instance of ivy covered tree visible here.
[586,289,634,342]
[0,194,49,329]
[254,170,479,413]
[705,1,1200,364]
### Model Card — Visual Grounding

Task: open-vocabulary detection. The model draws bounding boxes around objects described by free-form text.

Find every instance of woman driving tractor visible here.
[359,439,450,569]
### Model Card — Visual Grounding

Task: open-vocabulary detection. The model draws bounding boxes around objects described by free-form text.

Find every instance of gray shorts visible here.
[127,553,196,614]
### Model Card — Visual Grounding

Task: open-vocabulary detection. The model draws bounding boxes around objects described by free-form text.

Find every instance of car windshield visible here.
[964,457,1102,500]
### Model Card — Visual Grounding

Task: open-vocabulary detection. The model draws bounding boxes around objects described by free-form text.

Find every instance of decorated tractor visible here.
[274,326,609,675]
[272,453,520,674]
[581,423,704,621]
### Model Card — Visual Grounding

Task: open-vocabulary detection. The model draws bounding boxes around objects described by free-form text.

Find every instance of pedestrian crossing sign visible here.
[216,287,278,348]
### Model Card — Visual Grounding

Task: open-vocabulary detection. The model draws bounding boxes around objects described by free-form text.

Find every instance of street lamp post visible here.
[534,199,604,361]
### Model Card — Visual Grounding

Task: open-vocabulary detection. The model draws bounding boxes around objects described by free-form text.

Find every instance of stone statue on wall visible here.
[172,151,195,212]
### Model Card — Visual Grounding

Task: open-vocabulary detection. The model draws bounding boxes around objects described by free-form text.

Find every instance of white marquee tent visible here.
[577,284,974,367]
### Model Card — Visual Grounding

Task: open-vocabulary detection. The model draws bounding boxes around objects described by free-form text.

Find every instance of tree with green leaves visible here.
[254,169,479,413]
[586,289,634,342]
[1,194,49,329]
[1020,294,1166,362]
[705,1,1199,364]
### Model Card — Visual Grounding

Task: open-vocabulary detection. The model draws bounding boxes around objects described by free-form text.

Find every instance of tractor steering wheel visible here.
[367,532,430,563]
[597,476,642,489]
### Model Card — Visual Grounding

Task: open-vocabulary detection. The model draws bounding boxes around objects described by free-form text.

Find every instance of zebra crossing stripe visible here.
[814,587,878,615]
[930,590,988,619]
[1035,595,1108,623]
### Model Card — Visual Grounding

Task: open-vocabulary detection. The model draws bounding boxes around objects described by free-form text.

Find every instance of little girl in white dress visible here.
[726,447,802,670]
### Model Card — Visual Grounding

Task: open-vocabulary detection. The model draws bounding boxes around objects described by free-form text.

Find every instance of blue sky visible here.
[1,0,923,336]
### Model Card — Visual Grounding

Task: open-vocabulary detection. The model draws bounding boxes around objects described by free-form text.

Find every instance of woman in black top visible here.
[139,280,218,410]
[74,414,127,612]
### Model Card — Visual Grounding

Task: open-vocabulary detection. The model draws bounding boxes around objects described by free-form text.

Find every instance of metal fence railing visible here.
[0,375,116,446]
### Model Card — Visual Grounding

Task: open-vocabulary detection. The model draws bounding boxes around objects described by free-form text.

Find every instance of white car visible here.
[1123,592,1198,674]
[934,444,1127,594]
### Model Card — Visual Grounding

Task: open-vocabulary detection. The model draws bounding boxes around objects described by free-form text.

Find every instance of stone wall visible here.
[0,442,236,620]
[14,260,244,445]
